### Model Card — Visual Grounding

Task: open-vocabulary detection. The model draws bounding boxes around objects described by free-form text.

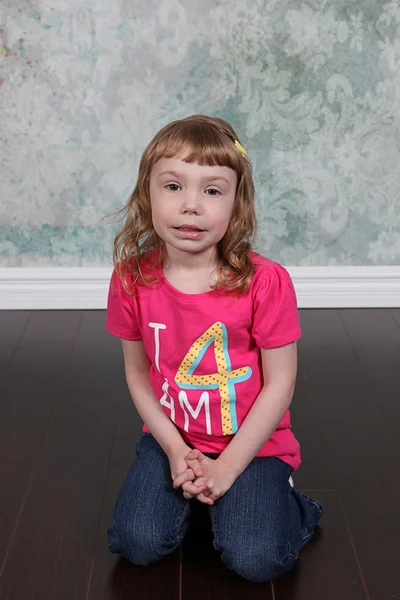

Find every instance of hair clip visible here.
[234,140,247,159]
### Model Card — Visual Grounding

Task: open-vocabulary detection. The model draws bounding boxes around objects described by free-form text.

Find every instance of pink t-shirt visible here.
[106,250,302,470]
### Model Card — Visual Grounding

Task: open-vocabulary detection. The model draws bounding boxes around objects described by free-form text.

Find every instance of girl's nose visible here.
[181,191,201,213]
[182,204,199,214]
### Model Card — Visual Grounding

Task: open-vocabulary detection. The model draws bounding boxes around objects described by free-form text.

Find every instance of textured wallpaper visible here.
[0,0,399,267]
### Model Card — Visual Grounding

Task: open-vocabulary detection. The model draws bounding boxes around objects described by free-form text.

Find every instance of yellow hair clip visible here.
[234,139,247,159]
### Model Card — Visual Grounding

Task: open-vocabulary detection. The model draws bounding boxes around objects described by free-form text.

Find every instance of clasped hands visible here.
[169,445,238,505]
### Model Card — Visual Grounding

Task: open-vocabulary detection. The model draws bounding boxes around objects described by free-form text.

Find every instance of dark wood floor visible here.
[0,309,399,600]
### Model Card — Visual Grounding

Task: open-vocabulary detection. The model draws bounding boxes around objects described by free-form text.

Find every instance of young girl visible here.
[105,114,323,583]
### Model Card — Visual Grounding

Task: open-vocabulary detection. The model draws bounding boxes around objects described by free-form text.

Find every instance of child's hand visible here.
[174,449,239,503]
[168,444,213,505]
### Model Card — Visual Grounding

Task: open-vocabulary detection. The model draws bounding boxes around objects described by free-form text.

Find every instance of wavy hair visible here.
[107,114,257,296]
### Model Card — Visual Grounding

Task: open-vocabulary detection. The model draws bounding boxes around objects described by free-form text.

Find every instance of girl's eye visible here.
[165,184,220,196]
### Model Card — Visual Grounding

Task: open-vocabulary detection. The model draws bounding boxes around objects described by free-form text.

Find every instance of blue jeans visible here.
[107,433,323,583]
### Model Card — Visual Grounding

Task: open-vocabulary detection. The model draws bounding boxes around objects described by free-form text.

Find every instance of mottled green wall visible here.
[1,0,399,267]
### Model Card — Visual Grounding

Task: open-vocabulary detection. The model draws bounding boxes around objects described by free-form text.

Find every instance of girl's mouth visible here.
[175,226,204,231]
[173,226,206,239]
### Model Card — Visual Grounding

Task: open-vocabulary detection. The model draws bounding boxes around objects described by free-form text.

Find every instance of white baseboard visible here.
[0,266,399,309]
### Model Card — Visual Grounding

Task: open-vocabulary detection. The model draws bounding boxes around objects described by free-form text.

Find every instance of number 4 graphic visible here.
[175,322,252,435]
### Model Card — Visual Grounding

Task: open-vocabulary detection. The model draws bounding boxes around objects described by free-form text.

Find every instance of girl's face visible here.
[149,156,237,264]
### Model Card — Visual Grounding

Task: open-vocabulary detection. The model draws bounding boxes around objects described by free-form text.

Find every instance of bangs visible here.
[151,121,243,171]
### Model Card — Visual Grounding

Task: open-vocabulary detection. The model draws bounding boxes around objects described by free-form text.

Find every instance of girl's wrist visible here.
[164,437,189,460]
[216,454,242,479]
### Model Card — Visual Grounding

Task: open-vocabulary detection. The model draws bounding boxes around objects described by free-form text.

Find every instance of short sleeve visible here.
[251,264,301,349]
[106,268,142,340]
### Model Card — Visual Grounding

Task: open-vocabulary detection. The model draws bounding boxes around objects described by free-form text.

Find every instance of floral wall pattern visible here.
[0,0,399,267]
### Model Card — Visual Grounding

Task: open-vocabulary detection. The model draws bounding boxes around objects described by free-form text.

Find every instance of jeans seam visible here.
[210,505,219,551]
[274,540,299,570]
[170,501,190,541]
[299,495,323,540]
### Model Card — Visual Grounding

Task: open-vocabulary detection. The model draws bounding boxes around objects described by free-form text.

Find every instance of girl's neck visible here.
[162,244,218,273]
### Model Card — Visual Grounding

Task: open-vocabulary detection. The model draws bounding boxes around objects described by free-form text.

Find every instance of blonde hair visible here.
[108,114,257,296]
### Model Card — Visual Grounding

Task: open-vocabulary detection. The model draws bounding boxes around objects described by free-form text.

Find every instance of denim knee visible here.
[107,520,170,567]
[221,541,298,583]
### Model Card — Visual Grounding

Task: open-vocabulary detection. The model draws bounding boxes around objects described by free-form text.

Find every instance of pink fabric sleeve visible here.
[252,264,301,349]
[106,268,142,340]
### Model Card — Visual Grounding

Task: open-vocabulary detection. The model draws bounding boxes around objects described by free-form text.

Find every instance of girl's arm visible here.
[217,341,298,477]
[121,339,187,458]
